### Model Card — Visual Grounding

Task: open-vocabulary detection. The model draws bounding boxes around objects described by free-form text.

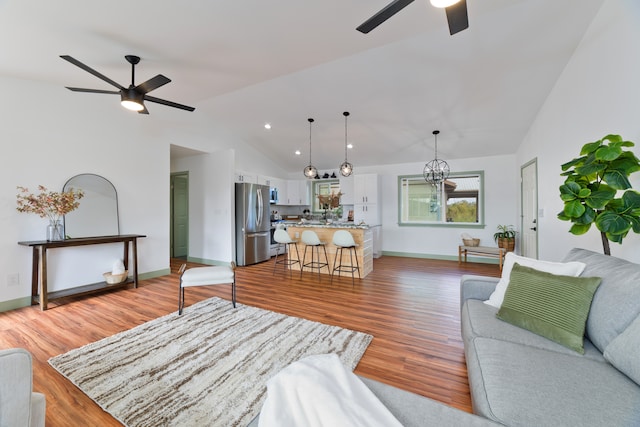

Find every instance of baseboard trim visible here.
[381,251,500,265]
[186,257,230,267]
[138,268,171,281]
[0,297,33,313]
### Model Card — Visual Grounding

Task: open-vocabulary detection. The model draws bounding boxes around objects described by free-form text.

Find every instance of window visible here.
[311,179,341,212]
[398,171,484,227]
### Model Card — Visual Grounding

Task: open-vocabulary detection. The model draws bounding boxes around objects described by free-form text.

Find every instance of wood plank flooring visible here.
[0,255,500,426]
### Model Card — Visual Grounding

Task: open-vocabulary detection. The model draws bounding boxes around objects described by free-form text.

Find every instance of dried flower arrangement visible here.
[16,185,85,224]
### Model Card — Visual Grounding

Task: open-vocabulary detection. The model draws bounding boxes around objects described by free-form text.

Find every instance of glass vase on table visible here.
[47,219,64,241]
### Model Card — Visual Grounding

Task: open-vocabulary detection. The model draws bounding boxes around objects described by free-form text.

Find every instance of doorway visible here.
[171,172,189,259]
[521,159,538,258]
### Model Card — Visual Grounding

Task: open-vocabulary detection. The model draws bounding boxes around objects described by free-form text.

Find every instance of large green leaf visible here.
[584,188,616,210]
[557,210,570,221]
[580,141,601,155]
[575,155,607,175]
[559,182,581,201]
[610,155,640,175]
[603,169,632,190]
[629,216,640,233]
[574,207,596,224]
[578,188,591,198]
[561,156,586,171]
[622,190,640,210]
[596,145,622,161]
[606,231,624,243]
[564,200,585,218]
[602,134,623,144]
[570,223,591,235]
[595,210,631,234]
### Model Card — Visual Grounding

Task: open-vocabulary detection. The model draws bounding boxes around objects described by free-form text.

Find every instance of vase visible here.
[47,219,64,241]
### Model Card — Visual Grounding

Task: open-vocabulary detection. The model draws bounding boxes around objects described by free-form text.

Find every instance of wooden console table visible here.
[18,234,146,310]
[458,245,506,271]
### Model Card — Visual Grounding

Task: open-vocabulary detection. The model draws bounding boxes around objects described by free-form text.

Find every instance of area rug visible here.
[49,297,373,427]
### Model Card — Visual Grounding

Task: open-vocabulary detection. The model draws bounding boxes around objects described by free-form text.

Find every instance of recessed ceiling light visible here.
[264,123,271,130]
[295,150,301,155]
[347,143,353,149]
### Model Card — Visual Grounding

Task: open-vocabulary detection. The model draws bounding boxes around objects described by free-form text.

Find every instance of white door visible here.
[521,159,538,258]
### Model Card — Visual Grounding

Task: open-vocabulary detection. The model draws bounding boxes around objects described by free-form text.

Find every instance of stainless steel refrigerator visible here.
[235,182,271,266]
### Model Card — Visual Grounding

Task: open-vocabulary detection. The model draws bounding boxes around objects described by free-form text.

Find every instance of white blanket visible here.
[259,353,403,427]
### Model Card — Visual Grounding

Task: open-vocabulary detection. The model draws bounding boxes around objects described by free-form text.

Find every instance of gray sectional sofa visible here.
[461,248,640,426]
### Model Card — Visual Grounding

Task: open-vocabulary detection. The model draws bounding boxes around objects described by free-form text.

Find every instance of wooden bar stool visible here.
[330,230,360,287]
[300,230,329,280]
[178,262,236,314]
[273,228,300,277]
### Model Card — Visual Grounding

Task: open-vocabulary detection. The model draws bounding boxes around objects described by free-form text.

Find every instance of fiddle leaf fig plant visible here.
[558,134,640,255]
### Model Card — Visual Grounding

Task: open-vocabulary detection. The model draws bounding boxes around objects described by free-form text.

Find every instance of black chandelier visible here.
[423,130,450,185]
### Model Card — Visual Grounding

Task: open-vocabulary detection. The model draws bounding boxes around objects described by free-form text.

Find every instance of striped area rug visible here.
[49,297,373,427]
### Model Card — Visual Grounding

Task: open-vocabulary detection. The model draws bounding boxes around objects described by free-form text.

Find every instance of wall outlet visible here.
[7,273,19,287]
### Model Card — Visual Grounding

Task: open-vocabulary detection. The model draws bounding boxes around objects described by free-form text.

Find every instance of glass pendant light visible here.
[303,118,317,179]
[339,111,353,177]
[423,130,450,185]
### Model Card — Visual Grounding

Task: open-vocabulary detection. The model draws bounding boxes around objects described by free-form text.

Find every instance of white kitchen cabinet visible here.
[354,174,380,225]
[354,174,379,204]
[284,180,309,205]
[257,175,272,186]
[339,175,354,205]
[235,171,257,184]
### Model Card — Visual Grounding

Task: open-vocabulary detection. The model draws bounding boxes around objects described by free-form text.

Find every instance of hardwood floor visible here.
[0,255,500,426]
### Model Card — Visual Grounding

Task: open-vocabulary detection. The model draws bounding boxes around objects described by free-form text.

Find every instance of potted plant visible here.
[558,134,640,255]
[494,225,516,252]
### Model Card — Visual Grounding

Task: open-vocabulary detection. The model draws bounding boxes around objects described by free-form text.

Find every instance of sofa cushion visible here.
[562,248,640,352]
[484,252,586,308]
[496,264,601,354]
[604,313,640,386]
[462,299,605,361]
[465,337,640,427]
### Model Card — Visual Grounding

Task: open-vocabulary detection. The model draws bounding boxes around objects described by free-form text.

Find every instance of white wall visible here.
[0,74,280,307]
[355,153,519,258]
[517,0,640,263]
[171,150,235,264]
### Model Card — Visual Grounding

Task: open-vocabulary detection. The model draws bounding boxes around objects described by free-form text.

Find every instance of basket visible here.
[462,238,480,247]
[103,270,128,284]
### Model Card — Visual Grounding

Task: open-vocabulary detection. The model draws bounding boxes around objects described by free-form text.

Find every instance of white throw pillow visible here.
[484,252,586,308]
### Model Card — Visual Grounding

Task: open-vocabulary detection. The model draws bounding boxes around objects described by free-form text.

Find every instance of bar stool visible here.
[178,262,236,315]
[330,230,360,287]
[300,230,329,280]
[273,228,300,277]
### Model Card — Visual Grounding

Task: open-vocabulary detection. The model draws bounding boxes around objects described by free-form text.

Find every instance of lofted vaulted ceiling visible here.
[0,0,605,174]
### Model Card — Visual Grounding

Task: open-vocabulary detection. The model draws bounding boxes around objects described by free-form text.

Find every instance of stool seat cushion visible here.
[333,230,357,248]
[181,266,234,287]
[274,229,297,244]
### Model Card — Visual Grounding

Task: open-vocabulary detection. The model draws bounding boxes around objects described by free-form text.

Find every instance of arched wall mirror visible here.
[63,173,120,238]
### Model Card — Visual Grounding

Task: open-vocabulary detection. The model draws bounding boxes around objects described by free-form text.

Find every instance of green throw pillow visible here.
[496,263,601,354]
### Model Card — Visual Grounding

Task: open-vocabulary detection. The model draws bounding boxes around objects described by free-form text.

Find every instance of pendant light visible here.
[339,111,353,177]
[303,118,318,179]
[423,130,450,185]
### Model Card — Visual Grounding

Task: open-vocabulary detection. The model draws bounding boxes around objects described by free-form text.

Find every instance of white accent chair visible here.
[0,348,46,427]
[330,230,361,287]
[178,262,236,314]
[273,229,300,277]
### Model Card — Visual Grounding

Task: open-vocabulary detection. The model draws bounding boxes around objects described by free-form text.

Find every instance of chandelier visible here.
[339,111,353,177]
[303,118,317,179]
[423,130,450,185]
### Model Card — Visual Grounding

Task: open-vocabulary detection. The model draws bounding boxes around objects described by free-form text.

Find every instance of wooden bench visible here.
[458,245,507,271]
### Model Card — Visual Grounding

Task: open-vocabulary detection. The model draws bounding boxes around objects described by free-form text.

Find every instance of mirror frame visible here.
[63,173,120,238]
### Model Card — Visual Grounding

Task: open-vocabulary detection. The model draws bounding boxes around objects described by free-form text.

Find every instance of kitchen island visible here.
[284,223,373,278]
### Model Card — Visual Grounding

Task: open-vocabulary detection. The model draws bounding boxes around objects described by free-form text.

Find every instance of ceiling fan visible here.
[60,55,195,114]
[356,0,469,36]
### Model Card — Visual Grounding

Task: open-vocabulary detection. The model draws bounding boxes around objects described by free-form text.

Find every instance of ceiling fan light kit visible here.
[430,0,461,8]
[357,0,468,35]
[303,118,318,179]
[339,111,353,177]
[60,54,195,114]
